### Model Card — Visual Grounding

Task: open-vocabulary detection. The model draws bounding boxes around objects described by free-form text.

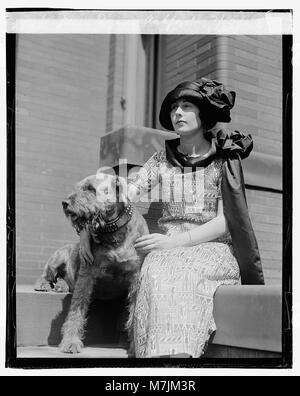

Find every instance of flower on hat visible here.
[196,78,236,123]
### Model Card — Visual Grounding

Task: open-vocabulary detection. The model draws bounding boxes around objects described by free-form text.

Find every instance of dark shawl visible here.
[165,129,265,285]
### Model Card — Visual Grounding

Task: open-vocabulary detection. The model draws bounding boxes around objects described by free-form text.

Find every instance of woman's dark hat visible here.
[159,78,236,131]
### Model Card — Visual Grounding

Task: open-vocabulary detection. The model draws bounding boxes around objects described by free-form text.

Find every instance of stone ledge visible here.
[16,284,282,355]
[212,284,282,353]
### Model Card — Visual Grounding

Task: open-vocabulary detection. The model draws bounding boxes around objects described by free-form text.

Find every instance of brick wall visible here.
[215,35,282,158]
[16,34,109,284]
[247,189,282,285]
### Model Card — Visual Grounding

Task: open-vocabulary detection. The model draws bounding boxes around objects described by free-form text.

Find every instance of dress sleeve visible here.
[127,151,163,195]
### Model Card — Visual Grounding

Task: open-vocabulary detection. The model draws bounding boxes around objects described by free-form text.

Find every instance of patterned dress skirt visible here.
[132,240,240,358]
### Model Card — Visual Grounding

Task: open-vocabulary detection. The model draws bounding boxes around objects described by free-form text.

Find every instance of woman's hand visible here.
[79,228,93,264]
[134,233,176,253]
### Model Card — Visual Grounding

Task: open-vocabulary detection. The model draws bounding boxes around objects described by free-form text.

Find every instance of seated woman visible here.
[80,78,264,358]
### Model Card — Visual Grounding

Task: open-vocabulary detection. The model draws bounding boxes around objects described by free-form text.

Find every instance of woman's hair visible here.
[159,78,236,132]
[180,97,218,131]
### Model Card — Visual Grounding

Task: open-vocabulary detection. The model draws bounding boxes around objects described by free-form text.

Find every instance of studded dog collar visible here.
[74,204,134,235]
[90,203,134,234]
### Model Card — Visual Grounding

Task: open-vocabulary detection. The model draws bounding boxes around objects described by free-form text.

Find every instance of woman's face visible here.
[170,99,202,135]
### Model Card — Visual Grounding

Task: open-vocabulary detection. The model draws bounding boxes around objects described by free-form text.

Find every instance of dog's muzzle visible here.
[62,200,69,210]
[62,200,77,221]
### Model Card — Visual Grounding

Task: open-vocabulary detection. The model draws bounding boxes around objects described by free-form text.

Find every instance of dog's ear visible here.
[85,182,96,194]
[77,175,97,192]
[90,211,106,233]
[116,176,128,203]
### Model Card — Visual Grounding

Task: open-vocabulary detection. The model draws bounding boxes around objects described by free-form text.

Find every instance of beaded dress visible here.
[128,144,241,358]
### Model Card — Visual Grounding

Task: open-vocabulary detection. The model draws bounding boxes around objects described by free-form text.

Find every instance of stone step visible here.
[17,345,128,358]
[16,284,283,358]
[16,285,128,349]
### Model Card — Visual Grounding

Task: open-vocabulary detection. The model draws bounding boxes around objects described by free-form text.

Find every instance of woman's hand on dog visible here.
[79,228,94,264]
[134,233,176,253]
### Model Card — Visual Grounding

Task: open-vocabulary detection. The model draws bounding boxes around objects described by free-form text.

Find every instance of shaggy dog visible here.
[34,172,149,354]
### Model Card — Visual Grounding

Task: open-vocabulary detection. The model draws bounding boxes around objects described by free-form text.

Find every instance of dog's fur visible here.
[34,243,80,293]
[34,172,149,354]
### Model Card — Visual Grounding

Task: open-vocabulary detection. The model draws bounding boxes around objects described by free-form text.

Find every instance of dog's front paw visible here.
[34,278,52,292]
[54,278,70,293]
[60,338,84,354]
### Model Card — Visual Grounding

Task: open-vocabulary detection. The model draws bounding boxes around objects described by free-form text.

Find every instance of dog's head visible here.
[62,173,128,229]
[94,172,128,211]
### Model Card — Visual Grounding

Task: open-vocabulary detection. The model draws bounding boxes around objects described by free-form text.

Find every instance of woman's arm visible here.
[175,199,228,247]
[134,199,228,252]
[127,182,142,203]
[126,152,162,203]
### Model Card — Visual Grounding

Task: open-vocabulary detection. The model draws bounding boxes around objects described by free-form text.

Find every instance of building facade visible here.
[15,34,282,285]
